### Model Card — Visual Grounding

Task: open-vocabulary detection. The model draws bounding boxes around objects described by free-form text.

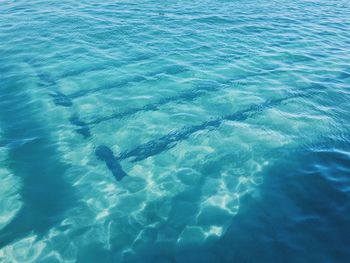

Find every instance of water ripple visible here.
[1,0,350,262]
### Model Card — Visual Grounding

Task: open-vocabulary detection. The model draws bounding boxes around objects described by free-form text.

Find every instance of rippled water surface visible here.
[1,0,350,262]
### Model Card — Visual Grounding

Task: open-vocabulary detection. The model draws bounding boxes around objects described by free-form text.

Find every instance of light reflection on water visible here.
[1,0,350,262]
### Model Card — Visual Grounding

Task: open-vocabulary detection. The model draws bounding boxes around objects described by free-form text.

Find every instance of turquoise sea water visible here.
[1,0,350,262]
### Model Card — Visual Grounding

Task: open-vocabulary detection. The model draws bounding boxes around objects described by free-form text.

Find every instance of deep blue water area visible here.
[1,0,350,262]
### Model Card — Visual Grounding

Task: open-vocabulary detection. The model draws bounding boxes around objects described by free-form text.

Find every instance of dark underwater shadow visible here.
[110,138,350,263]
[208,141,350,263]
[0,65,76,249]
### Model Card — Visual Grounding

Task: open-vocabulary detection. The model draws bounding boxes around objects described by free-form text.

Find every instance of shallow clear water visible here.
[1,0,350,262]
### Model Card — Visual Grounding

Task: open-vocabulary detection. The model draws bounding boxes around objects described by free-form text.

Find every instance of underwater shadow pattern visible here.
[98,83,326,181]
[38,62,327,182]
[69,80,240,138]
[50,64,189,107]
[0,71,76,249]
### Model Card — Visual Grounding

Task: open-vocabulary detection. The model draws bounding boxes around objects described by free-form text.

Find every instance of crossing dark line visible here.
[68,68,297,135]
[96,83,326,180]
[57,53,155,80]
[69,80,243,137]
[51,64,189,106]
[117,95,294,162]
[26,52,156,84]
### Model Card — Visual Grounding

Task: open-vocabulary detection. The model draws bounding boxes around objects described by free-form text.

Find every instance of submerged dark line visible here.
[95,82,326,180]
[95,146,127,181]
[70,79,247,137]
[51,64,189,106]
[57,53,155,80]
[117,95,294,162]
[88,89,207,125]
[94,94,298,180]
[27,52,156,84]
[69,69,295,133]
[117,81,328,163]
